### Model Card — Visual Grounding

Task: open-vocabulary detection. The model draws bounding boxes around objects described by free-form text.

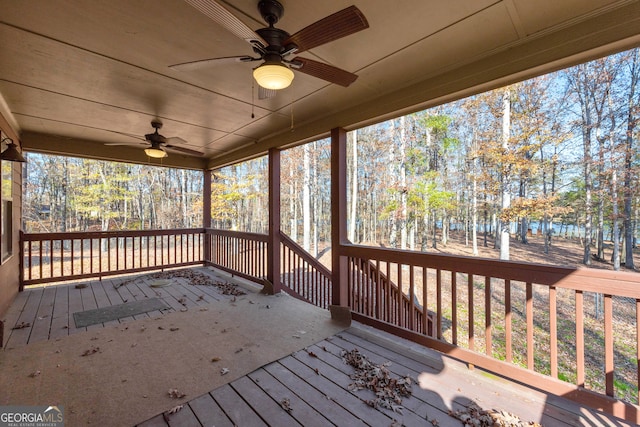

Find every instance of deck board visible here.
[263,360,368,426]
[279,354,394,426]
[163,402,201,427]
[230,375,302,427]
[248,368,330,427]
[188,393,234,427]
[49,284,70,341]
[67,282,87,335]
[5,289,42,347]
[28,286,57,343]
[211,384,268,427]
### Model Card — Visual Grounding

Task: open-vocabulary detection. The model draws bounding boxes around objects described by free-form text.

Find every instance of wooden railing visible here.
[350,257,434,337]
[20,226,640,420]
[205,229,268,283]
[21,228,204,287]
[279,233,332,309]
[340,243,640,422]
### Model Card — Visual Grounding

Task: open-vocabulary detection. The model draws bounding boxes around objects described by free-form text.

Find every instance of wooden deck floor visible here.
[1,267,237,349]
[137,325,631,427]
[1,269,633,426]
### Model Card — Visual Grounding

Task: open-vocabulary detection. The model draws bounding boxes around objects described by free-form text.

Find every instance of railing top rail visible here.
[205,228,269,242]
[21,228,205,240]
[341,243,640,299]
[279,232,332,278]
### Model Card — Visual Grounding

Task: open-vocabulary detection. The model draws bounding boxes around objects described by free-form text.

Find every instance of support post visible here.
[203,169,211,263]
[330,127,350,323]
[267,148,282,294]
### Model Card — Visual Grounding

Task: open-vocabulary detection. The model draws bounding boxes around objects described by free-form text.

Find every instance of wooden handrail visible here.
[279,232,332,309]
[279,233,331,278]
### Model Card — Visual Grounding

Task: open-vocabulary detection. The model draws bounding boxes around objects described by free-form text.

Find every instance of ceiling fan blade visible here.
[170,56,257,71]
[258,86,276,100]
[104,142,145,146]
[284,6,368,53]
[165,145,206,156]
[292,57,358,87]
[183,0,265,46]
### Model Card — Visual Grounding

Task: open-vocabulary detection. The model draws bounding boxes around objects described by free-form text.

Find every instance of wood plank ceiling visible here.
[1,0,639,170]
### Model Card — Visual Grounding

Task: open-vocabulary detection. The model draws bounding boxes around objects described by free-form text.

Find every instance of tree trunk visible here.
[500,88,511,260]
[624,51,638,269]
[302,144,311,251]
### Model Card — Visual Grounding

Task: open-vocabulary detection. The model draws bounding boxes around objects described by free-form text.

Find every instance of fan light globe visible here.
[253,63,294,90]
[145,147,167,158]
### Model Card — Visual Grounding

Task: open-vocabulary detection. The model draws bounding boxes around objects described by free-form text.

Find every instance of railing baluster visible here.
[397,263,403,328]
[59,239,64,276]
[70,239,74,275]
[451,271,457,345]
[422,267,428,337]
[409,265,415,331]
[468,273,474,353]
[550,286,557,378]
[505,279,512,363]
[485,276,491,356]
[605,294,614,397]
[376,260,382,319]
[436,269,442,339]
[526,282,534,370]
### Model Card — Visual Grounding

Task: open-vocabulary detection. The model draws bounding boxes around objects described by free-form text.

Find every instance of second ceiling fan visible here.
[172,0,369,94]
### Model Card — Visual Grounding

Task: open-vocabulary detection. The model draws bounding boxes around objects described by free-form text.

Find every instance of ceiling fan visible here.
[171,0,369,95]
[105,120,205,158]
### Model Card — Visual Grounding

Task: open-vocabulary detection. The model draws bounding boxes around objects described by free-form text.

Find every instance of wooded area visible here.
[23,48,640,270]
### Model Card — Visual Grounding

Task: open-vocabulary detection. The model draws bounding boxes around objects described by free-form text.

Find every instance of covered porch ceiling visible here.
[1,0,640,170]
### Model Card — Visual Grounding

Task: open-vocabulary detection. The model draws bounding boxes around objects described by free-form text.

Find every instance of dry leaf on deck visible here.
[81,347,100,357]
[168,388,186,399]
[166,404,184,415]
[28,370,41,378]
[220,367,230,375]
[12,322,31,330]
[280,398,293,413]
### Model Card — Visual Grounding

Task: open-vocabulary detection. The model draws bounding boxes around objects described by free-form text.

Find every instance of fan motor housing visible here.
[258,0,284,26]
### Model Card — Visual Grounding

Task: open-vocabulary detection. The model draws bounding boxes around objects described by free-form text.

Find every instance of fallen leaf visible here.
[170,327,180,332]
[211,357,221,363]
[81,347,100,357]
[220,367,230,375]
[235,348,243,354]
[280,398,293,413]
[166,404,184,415]
[168,388,186,399]
[308,351,318,358]
[12,322,31,330]
[75,283,88,289]
[28,370,41,378]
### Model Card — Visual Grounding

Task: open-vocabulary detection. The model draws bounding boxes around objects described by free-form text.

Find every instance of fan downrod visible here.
[258,0,284,26]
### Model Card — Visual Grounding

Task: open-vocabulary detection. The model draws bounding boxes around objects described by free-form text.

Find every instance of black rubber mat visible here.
[73,298,169,327]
